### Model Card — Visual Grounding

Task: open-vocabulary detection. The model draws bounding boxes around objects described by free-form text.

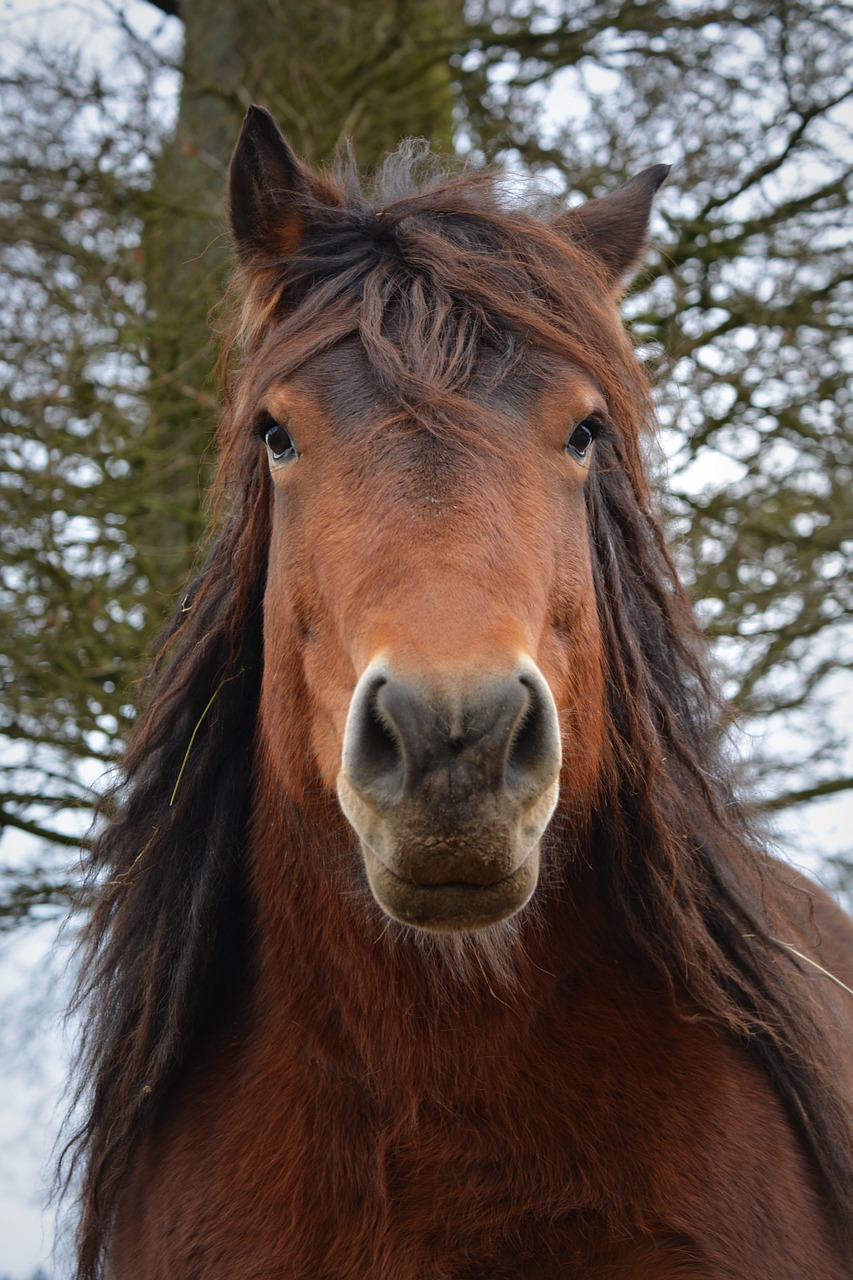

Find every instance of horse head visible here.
[227,107,668,932]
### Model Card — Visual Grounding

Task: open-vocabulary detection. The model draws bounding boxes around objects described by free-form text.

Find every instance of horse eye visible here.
[565,418,601,459]
[263,419,297,463]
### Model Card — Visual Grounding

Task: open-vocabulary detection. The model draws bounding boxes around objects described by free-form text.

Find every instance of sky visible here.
[0,0,851,1276]
[0,921,71,1279]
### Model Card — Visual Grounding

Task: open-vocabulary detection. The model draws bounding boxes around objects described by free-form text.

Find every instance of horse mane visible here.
[63,142,853,1277]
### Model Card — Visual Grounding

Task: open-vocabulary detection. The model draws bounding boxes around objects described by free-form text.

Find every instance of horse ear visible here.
[228,105,316,262]
[558,165,671,288]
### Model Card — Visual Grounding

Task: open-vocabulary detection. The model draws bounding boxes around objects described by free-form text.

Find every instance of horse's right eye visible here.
[263,419,297,463]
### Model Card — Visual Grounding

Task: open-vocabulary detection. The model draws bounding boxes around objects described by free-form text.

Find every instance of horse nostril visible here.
[343,663,561,813]
[505,674,562,804]
[344,676,405,804]
[367,693,403,772]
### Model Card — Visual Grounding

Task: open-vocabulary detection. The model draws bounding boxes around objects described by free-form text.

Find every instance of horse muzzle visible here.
[336,657,562,931]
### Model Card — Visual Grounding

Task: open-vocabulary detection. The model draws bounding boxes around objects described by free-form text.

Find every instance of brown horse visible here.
[66,106,853,1279]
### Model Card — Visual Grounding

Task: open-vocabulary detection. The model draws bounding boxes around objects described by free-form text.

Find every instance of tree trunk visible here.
[139,0,464,610]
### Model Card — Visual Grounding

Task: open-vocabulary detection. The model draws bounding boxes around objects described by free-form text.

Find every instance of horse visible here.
[65,105,853,1278]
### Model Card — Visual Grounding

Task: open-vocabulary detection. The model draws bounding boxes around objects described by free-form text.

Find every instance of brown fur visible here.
[64,112,853,1279]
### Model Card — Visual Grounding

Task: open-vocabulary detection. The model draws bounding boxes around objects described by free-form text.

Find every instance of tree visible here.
[138,0,465,596]
[0,25,172,875]
[1,0,851,925]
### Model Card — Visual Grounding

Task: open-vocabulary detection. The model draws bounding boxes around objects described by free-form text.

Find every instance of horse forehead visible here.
[275,342,600,435]
[297,343,388,428]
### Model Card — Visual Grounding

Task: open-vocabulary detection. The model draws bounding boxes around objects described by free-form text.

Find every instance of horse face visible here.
[227,110,665,933]
[257,343,608,931]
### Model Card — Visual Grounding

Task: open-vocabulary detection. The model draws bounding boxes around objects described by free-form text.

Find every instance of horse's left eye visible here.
[263,419,297,463]
[565,418,601,459]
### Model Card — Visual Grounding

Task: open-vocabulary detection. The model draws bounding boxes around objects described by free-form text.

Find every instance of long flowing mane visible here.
[64,143,853,1277]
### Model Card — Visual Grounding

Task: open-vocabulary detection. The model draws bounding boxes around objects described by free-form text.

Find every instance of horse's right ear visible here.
[228,106,314,262]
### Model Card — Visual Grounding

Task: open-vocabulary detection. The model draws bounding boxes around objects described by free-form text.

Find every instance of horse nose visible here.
[342,663,562,811]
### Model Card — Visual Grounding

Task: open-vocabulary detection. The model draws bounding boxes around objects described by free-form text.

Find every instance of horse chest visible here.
[111,983,847,1279]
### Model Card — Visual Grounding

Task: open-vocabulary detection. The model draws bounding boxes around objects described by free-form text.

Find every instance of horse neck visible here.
[243,777,623,1088]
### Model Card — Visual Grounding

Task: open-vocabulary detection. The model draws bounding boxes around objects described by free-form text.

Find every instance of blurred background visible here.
[0,0,851,1274]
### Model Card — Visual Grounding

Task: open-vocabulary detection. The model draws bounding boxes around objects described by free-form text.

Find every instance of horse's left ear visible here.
[228,105,338,262]
[557,164,671,288]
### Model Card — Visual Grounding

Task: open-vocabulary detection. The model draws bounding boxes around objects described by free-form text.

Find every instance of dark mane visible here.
[64,144,853,1277]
